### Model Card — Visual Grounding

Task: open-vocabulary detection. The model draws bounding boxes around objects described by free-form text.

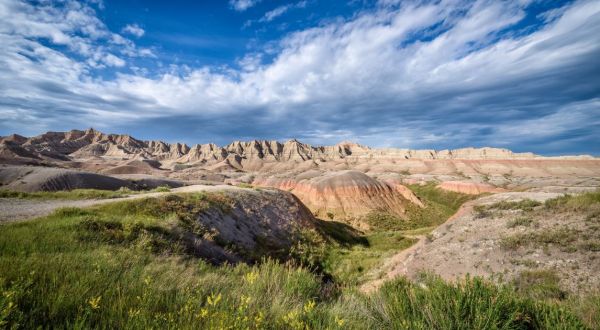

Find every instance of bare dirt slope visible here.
[365,191,600,294]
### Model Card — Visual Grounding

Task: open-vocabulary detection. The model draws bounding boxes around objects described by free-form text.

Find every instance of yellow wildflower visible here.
[255,311,264,324]
[197,308,209,319]
[128,308,141,317]
[207,292,222,306]
[303,300,315,314]
[244,271,258,285]
[88,296,101,310]
[240,294,251,305]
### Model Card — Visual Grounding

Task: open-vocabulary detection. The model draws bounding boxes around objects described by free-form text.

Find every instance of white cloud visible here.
[1,0,599,154]
[259,1,307,23]
[244,1,307,29]
[122,24,145,38]
[103,54,125,67]
[229,0,260,12]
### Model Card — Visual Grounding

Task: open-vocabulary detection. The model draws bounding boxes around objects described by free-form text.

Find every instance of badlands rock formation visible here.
[1,129,599,221]
[253,171,422,221]
[3,129,596,168]
[437,181,507,195]
[191,187,318,263]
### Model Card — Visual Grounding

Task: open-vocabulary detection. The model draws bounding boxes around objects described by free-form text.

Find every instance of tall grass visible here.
[360,274,584,329]
[325,184,475,285]
[0,190,595,328]
[0,185,177,200]
[0,188,133,200]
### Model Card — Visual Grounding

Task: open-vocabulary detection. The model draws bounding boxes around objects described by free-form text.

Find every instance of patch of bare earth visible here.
[366,191,600,294]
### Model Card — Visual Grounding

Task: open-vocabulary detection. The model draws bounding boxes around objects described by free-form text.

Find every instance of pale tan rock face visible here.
[437,181,507,195]
[3,128,598,164]
[2,129,599,181]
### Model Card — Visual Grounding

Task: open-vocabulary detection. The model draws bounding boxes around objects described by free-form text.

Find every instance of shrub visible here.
[236,183,254,189]
[544,191,600,211]
[151,185,171,192]
[473,205,494,219]
[506,216,535,228]
[488,199,542,211]
[580,240,600,252]
[500,227,579,250]
[513,270,567,300]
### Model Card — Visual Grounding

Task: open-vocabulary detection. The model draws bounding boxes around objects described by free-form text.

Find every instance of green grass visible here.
[484,199,542,212]
[0,185,178,200]
[363,183,474,232]
[364,274,583,329]
[0,188,135,200]
[579,240,600,252]
[484,191,600,215]
[500,227,580,250]
[499,191,600,252]
[151,185,171,192]
[321,231,417,285]
[0,192,593,329]
[402,183,475,228]
[322,184,474,285]
[507,216,535,228]
[544,191,600,211]
[513,270,567,300]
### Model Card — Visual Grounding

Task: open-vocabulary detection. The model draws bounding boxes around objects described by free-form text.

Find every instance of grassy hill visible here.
[0,189,595,328]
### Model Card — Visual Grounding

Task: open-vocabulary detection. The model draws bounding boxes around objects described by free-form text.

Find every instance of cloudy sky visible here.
[0,0,599,155]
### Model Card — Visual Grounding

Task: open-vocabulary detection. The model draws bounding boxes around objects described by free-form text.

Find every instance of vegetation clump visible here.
[0,188,133,200]
[513,270,567,300]
[500,227,580,250]
[0,185,177,200]
[506,216,536,228]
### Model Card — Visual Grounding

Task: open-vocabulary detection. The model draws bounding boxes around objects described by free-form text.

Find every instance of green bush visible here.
[487,199,542,211]
[151,185,171,192]
[513,270,567,300]
[544,191,600,211]
[506,216,535,228]
[500,227,579,250]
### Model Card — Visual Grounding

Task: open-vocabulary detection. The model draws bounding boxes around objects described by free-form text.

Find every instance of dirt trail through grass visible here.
[359,200,477,293]
[0,185,244,223]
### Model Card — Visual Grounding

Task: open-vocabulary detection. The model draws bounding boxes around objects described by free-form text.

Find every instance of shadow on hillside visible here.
[314,219,369,247]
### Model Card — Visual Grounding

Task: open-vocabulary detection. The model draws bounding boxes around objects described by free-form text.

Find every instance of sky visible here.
[0,0,599,155]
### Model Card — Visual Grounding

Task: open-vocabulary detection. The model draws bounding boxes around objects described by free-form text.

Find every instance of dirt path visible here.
[360,200,477,293]
[359,191,566,293]
[0,185,244,224]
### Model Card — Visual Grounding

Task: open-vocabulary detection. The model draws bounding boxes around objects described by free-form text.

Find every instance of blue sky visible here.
[0,0,599,155]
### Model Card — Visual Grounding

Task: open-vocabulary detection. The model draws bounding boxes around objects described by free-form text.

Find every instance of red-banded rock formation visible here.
[254,171,421,222]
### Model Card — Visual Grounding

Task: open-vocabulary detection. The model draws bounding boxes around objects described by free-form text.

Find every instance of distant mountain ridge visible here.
[0,128,595,165]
